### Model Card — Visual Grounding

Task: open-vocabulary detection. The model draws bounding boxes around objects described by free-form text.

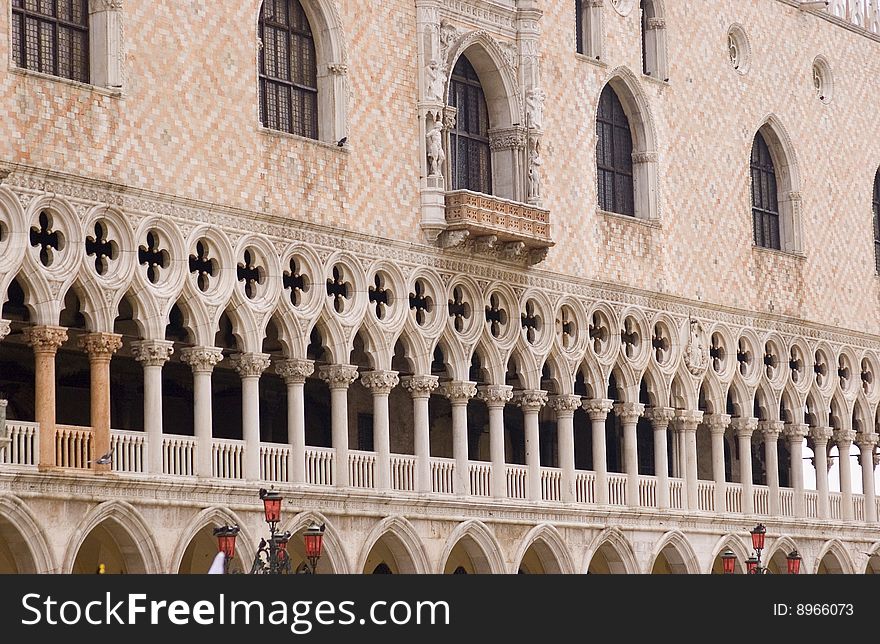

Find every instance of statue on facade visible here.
[528,139,543,200]
[684,318,709,376]
[425,59,447,102]
[426,117,446,177]
[526,87,546,130]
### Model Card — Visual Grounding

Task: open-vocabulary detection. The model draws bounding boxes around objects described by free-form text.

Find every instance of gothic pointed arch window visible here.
[640,0,667,80]
[750,132,780,250]
[596,85,635,216]
[873,170,880,273]
[448,55,492,195]
[259,0,319,139]
[12,0,89,83]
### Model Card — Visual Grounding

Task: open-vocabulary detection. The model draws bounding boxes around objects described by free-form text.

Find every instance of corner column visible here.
[180,347,224,477]
[835,429,856,521]
[645,407,674,510]
[478,384,514,499]
[583,398,613,505]
[518,390,548,502]
[23,325,67,468]
[275,359,314,485]
[810,427,833,520]
[550,394,582,503]
[784,423,809,519]
[78,332,123,473]
[673,409,703,511]
[401,375,439,493]
[131,340,174,474]
[442,381,477,496]
[318,364,359,488]
[706,413,731,513]
[360,370,400,491]
[857,432,879,523]
[614,402,645,508]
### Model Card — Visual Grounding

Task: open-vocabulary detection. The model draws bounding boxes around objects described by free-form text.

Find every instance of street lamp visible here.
[721,524,801,574]
[212,488,326,574]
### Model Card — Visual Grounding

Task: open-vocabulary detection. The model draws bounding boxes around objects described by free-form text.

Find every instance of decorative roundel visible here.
[133,217,186,298]
[812,342,834,395]
[185,225,235,306]
[483,285,518,348]
[446,278,482,344]
[812,56,833,104]
[787,338,813,394]
[323,253,367,324]
[650,314,679,374]
[735,329,762,386]
[24,197,83,279]
[762,335,787,389]
[407,269,446,338]
[234,235,280,312]
[587,303,618,365]
[279,244,323,320]
[610,0,635,16]
[554,297,586,356]
[836,348,859,398]
[708,323,736,381]
[0,189,25,278]
[80,207,135,289]
[519,290,553,353]
[365,260,408,332]
[860,351,879,399]
[619,308,650,370]
[727,25,751,75]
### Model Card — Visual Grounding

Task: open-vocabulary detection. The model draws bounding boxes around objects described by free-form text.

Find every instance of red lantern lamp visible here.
[750,523,766,552]
[786,550,802,575]
[746,556,759,574]
[260,489,283,525]
[721,549,737,575]
[213,525,240,560]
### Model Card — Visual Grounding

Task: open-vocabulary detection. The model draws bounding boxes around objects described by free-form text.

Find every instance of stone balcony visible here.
[825,0,880,34]
[439,190,553,265]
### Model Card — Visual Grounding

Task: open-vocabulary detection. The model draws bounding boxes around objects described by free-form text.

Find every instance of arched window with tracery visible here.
[750,132,780,250]
[596,85,634,216]
[873,170,880,273]
[12,0,89,83]
[448,55,492,195]
[259,0,319,139]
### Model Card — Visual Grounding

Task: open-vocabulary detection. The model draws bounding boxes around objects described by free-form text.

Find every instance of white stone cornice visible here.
[360,370,400,395]
[516,390,548,412]
[705,413,732,435]
[441,380,477,402]
[810,426,834,444]
[275,358,314,385]
[549,394,582,416]
[180,346,224,374]
[730,417,759,438]
[477,384,514,408]
[582,398,614,421]
[230,352,271,379]
[401,375,440,398]
[644,406,675,429]
[131,339,174,367]
[318,364,359,389]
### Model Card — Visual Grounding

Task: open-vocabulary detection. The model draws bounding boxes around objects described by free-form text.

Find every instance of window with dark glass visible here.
[259,0,318,139]
[873,171,880,273]
[596,85,634,216]
[449,56,492,195]
[640,0,649,75]
[12,0,89,83]
[576,0,584,54]
[750,132,780,250]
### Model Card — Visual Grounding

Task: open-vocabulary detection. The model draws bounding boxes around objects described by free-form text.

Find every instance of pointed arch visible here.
[356,516,430,575]
[815,539,855,574]
[753,380,777,421]
[780,383,805,425]
[169,506,257,575]
[282,511,349,574]
[670,367,698,410]
[0,494,56,573]
[708,533,751,574]
[764,535,803,574]
[649,530,700,574]
[699,374,725,415]
[727,377,752,418]
[513,524,574,574]
[583,527,638,574]
[641,361,669,407]
[805,387,828,428]
[438,520,505,574]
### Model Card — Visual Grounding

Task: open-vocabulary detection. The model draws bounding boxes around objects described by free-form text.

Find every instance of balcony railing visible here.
[260,443,290,483]
[608,473,627,506]
[110,430,146,474]
[0,421,38,467]
[212,438,244,480]
[506,464,528,499]
[163,435,196,477]
[827,0,880,33]
[349,450,376,489]
[305,447,334,486]
[391,455,416,492]
[431,457,455,494]
[469,461,492,497]
[541,467,562,502]
[56,425,92,470]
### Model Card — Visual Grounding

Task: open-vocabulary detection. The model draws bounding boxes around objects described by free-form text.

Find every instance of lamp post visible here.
[212,488,326,574]
[721,524,802,574]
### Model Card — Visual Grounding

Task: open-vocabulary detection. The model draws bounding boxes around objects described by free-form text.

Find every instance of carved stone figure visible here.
[426,118,446,177]
[684,318,709,376]
[425,59,447,102]
[528,139,543,200]
[526,87,546,130]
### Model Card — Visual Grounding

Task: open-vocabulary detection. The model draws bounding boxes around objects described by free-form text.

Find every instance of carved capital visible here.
[477,384,514,408]
[647,17,666,29]
[488,127,526,151]
[180,346,224,374]
[834,429,857,445]
[730,417,759,438]
[757,419,784,441]
[549,394,582,416]
[583,398,614,421]
[783,423,810,442]
[672,409,703,431]
[613,401,645,423]
[91,0,123,12]
[78,332,123,359]
[360,370,400,395]
[631,151,658,164]
[856,432,879,449]
[23,325,68,353]
[318,364,359,389]
[0,320,10,342]
[441,380,477,403]
[644,406,675,429]
[705,413,732,435]
[809,426,834,444]
[327,62,348,75]
[401,375,440,398]
[275,359,314,385]
[516,390,548,412]
[230,352,271,379]
[131,339,174,367]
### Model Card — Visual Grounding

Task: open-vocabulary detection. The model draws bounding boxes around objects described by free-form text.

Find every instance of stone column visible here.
[23,326,67,468]
[549,394,581,503]
[0,320,9,342]
[857,432,879,523]
[645,407,674,509]
[784,424,809,519]
[88,0,123,87]
[360,370,399,491]
[674,410,703,511]
[759,420,784,516]
[442,381,477,496]
[730,417,758,514]
[706,413,731,513]
[230,353,271,481]
[401,375,439,493]
[131,340,174,474]
[614,402,645,508]
[180,347,224,477]
[478,384,514,499]
[318,364,359,488]
[518,390,548,502]
[810,427,833,520]
[583,399,614,505]
[835,429,856,521]
[78,332,123,473]
[275,359,314,484]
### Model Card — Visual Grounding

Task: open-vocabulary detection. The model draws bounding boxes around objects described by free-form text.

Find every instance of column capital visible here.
[834,428,857,445]
[705,413,732,435]
[810,426,833,443]
[180,346,224,374]
[131,339,174,367]
[360,370,400,395]
[275,358,314,384]
[477,384,514,408]
[613,401,645,423]
[856,432,880,449]
[23,325,68,353]
[0,319,10,342]
[230,352,271,378]
[516,389,548,412]
[644,406,675,429]
[783,423,810,441]
[672,409,703,431]
[582,398,614,421]
[549,394,582,416]
[401,374,439,398]
[318,364,359,389]
[78,332,123,358]
[730,416,759,438]
[441,380,477,402]
[758,419,785,440]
